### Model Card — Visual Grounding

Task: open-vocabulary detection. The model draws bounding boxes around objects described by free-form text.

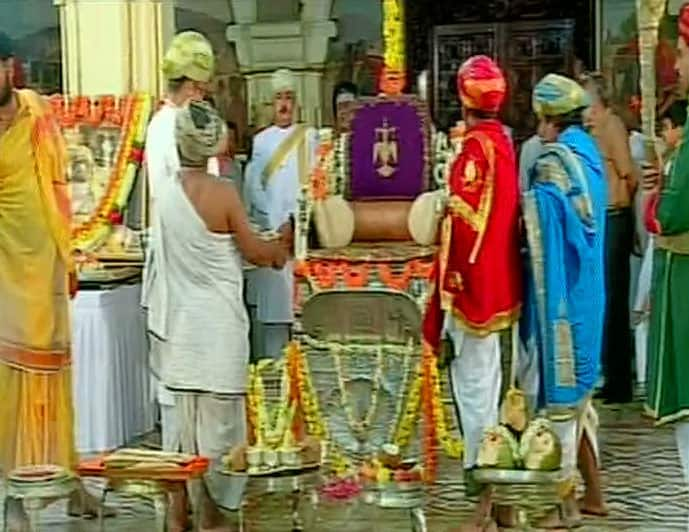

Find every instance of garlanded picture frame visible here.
[47,93,152,255]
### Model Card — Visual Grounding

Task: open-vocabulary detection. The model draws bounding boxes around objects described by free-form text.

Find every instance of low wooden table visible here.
[78,457,208,532]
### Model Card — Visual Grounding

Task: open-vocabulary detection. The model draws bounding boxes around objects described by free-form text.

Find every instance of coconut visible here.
[520,418,562,471]
[477,426,519,469]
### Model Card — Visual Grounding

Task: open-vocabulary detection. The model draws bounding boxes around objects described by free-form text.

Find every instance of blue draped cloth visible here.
[521,126,607,409]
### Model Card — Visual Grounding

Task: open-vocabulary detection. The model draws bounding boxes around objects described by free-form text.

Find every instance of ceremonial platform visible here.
[1,403,685,531]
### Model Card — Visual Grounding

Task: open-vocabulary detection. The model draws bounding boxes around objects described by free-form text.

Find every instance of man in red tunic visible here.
[423,55,522,531]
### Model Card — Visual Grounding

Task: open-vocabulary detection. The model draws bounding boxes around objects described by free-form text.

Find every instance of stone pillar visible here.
[54,0,175,97]
[226,0,336,127]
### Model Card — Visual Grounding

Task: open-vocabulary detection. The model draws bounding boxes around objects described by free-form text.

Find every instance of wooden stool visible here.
[3,467,80,532]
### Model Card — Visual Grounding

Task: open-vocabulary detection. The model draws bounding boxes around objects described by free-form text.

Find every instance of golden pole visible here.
[636,0,668,161]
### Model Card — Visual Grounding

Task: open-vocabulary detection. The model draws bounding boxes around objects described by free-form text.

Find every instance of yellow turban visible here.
[271,69,296,94]
[532,74,591,118]
[162,31,215,82]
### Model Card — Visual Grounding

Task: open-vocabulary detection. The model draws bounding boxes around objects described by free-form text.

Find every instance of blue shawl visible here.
[521,126,607,408]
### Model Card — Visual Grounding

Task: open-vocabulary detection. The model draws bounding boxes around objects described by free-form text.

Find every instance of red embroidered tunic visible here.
[423,120,522,348]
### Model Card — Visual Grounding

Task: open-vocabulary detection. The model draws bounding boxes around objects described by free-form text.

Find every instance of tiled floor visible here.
[2,402,688,531]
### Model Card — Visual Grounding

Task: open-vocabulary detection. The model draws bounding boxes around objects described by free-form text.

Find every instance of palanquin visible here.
[294,95,454,328]
[288,96,460,459]
[47,94,153,284]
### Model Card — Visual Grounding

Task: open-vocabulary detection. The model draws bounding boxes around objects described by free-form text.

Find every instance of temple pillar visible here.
[226,0,337,127]
[55,0,175,97]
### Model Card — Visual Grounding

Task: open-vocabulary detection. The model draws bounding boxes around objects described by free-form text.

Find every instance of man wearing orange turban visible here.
[643,3,689,519]
[422,55,522,531]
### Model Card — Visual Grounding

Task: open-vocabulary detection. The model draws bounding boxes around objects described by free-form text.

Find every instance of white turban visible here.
[271,68,296,95]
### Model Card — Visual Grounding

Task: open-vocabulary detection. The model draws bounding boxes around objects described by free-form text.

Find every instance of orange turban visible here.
[680,3,689,45]
[456,55,506,113]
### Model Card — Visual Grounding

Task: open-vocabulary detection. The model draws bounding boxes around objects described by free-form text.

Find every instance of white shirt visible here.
[243,124,317,323]
[142,102,179,406]
[145,103,179,201]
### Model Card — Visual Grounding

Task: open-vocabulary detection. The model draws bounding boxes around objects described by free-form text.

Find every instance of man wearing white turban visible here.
[243,69,317,360]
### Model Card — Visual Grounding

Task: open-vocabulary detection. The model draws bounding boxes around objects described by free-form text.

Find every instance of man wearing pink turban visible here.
[423,55,522,532]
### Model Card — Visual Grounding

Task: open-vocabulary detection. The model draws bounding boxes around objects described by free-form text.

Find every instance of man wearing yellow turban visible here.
[142,30,217,531]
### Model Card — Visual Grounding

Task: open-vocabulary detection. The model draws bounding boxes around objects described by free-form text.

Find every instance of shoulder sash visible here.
[261,124,308,188]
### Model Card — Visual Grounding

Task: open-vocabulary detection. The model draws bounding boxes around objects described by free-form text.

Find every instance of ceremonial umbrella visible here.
[636,0,668,161]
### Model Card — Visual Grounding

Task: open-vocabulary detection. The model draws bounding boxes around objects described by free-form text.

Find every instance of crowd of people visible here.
[0,3,688,531]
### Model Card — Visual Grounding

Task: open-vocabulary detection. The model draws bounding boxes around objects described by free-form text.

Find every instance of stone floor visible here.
[3,402,688,531]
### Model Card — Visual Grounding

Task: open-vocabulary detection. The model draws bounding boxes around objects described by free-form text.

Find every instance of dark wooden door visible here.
[430,20,575,143]
[502,20,575,144]
[432,23,501,132]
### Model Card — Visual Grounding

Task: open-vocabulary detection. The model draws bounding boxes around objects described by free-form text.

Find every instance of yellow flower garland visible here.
[383,0,405,72]
[71,93,152,252]
[393,360,463,459]
[248,342,462,478]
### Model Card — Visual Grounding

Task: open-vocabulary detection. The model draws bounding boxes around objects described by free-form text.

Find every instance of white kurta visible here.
[142,103,181,427]
[144,103,179,202]
[243,124,317,324]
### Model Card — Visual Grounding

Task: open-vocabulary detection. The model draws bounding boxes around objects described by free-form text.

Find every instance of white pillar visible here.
[54,0,175,97]
[226,0,336,127]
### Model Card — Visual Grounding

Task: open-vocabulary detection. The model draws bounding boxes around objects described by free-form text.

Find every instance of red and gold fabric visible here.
[423,119,522,347]
[456,56,506,114]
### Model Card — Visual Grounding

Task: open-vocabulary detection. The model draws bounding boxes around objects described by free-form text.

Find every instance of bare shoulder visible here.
[207,175,241,204]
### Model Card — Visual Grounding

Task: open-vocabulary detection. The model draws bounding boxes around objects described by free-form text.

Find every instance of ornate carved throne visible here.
[292,95,455,459]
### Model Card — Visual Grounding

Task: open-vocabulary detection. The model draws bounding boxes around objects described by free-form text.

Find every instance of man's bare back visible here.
[180,169,289,268]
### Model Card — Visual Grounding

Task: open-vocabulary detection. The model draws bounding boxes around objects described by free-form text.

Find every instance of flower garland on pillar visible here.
[381,0,406,96]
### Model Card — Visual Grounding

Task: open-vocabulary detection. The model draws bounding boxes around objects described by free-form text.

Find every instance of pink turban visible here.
[680,2,689,45]
[456,55,506,113]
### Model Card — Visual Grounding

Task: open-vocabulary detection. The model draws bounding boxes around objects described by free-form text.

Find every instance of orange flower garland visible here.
[284,342,351,474]
[55,93,152,252]
[311,140,334,201]
[296,259,434,292]
[421,344,438,482]
[377,263,412,291]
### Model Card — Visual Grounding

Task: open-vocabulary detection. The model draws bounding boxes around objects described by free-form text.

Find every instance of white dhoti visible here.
[446,318,502,469]
[517,337,600,469]
[550,397,600,481]
[171,391,247,511]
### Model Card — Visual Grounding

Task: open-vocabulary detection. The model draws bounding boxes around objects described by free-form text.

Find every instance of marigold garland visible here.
[66,93,152,252]
[382,0,405,73]
[284,342,352,475]
[311,136,334,201]
[248,341,461,481]
[296,259,434,292]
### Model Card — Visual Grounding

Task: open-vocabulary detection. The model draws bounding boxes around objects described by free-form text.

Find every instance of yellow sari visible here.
[0,90,76,472]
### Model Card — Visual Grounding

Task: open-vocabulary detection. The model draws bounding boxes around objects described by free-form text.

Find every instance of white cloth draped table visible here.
[71,283,154,454]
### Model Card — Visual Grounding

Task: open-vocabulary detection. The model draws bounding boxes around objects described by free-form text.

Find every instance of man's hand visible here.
[69,270,78,299]
[271,243,289,270]
[278,220,294,252]
[641,162,661,192]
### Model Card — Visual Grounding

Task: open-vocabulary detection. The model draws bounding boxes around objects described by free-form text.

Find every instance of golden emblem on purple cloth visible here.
[373,118,399,179]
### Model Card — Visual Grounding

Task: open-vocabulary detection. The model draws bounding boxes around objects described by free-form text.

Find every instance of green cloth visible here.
[645,117,689,426]
[645,250,689,425]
